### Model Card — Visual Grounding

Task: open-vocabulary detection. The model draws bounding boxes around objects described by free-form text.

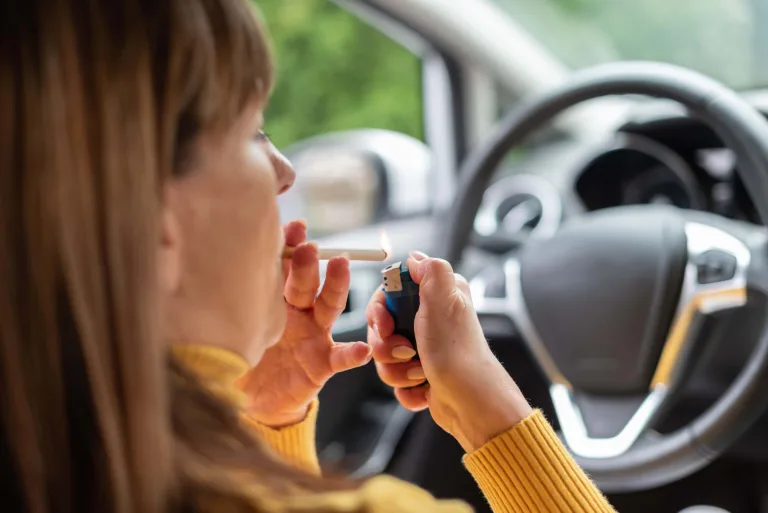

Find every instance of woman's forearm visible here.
[464,410,616,513]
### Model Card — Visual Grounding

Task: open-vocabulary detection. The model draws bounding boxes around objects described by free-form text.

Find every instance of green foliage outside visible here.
[253,0,424,149]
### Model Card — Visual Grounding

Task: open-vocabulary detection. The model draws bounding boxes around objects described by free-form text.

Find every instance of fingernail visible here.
[330,254,349,265]
[406,366,426,380]
[391,346,417,360]
[410,251,428,261]
[299,241,318,256]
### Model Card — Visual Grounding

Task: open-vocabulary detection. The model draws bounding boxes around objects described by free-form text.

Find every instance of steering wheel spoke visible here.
[652,222,750,389]
[551,385,667,459]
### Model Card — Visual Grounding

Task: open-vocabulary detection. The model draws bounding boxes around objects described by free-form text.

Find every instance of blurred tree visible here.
[253,0,424,149]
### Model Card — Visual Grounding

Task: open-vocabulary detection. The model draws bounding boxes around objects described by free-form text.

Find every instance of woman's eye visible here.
[254,130,271,143]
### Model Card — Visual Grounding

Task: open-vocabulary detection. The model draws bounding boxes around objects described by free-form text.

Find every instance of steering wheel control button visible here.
[695,250,737,284]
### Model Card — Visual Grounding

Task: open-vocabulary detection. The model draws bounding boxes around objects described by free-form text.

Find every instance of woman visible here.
[0,0,615,512]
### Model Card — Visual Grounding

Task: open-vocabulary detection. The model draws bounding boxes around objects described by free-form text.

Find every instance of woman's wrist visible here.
[452,369,535,453]
[459,394,533,452]
[246,403,311,429]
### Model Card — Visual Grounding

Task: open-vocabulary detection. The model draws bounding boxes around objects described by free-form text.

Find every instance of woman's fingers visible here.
[282,220,307,280]
[368,326,416,364]
[283,220,307,246]
[329,341,372,374]
[455,273,472,301]
[408,252,471,303]
[408,256,456,301]
[315,256,350,328]
[375,360,426,388]
[284,242,321,309]
[365,291,395,338]
[394,386,429,412]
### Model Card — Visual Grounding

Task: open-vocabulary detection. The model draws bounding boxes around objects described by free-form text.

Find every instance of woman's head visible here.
[160,70,296,365]
[0,0,295,511]
[157,0,296,362]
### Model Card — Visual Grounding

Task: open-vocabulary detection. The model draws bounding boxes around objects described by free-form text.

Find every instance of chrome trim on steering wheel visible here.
[651,223,750,389]
[471,221,750,459]
[472,259,572,386]
[550,383,669,459]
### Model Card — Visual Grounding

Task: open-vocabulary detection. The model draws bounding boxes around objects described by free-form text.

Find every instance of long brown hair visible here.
[0,1,350,512]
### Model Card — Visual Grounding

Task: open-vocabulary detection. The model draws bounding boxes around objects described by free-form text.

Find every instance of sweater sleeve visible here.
[173,345,616,512]
[170,345,321,475]
[271,456,611,513]
[240,400,321,476]
[464,410,616,512]
[339,414,615,513]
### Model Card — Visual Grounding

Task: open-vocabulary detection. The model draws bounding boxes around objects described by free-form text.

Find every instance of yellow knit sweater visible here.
[173,345,616,513]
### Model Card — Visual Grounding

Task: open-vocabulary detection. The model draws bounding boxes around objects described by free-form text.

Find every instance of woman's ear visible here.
[158,186,182,294]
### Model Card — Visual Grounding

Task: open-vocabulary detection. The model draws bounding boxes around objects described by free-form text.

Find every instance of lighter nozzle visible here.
[382,261,404,292]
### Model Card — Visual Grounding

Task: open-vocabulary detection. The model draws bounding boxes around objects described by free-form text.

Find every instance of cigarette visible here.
[282,247,388,262]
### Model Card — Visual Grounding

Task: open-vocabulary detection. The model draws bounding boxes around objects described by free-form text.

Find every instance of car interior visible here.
[266,1,768,511]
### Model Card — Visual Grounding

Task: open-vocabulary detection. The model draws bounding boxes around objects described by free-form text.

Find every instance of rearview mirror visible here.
[279,129,432,237]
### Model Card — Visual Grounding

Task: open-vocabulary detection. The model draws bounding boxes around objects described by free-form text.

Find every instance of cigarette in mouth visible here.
[282,247,388,262]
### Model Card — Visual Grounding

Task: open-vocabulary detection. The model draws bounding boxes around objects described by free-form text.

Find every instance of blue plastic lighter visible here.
[381,261,421,358]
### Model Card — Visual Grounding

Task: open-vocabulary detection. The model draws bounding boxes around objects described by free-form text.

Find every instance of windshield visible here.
[491,0,768,89]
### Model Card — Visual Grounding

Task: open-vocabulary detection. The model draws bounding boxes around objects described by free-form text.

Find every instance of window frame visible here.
[330,0,467,207]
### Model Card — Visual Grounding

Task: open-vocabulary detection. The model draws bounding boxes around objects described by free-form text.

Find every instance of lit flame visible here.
[380,231,393,259]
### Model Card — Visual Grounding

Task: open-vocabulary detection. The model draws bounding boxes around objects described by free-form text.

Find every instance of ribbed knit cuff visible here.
[464,410,615,513]
[241,399,321,476]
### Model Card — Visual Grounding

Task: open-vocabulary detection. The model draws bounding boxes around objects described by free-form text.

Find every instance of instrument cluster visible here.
[573,117,759,223]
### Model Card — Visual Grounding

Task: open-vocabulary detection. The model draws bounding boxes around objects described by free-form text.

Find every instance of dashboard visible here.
[477,101,768,250]
[574,117,759,223]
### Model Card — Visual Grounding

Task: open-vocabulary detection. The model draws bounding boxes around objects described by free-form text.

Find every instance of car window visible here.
[255,0,425,236]
[256,0,424,149]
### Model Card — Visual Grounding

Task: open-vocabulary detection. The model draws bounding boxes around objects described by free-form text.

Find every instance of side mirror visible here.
[279,129,432,236]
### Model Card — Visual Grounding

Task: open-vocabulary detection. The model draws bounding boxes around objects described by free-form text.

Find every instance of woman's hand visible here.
[238,220,373,428]
[366,252,533,452]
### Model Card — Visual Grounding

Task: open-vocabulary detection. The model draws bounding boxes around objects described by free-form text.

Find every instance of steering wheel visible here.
[437,62,768,493]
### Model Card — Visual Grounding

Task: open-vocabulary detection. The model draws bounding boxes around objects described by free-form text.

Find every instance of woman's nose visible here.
[270,145,296,195]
